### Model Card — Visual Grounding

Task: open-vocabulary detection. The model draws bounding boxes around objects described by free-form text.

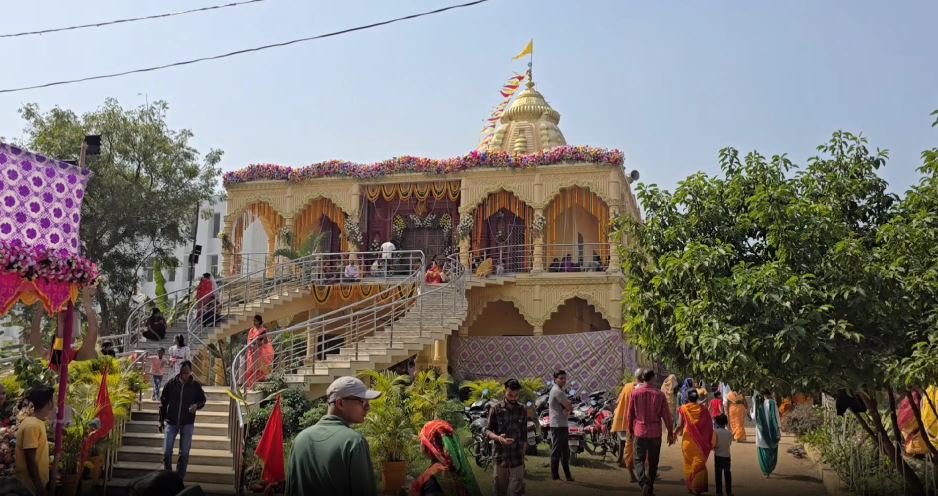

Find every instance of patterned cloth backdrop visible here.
[449,330,638,393]
[0,142,91,254]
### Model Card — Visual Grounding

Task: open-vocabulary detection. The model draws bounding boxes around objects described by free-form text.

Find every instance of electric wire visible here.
[0,0,270,39]
[0,0,490,94]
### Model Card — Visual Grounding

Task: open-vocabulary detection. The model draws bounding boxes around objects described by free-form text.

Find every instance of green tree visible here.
[19,99,221,334]
[616,130,936,494]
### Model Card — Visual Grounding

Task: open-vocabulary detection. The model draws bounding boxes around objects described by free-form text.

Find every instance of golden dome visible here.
[483,80,567,154]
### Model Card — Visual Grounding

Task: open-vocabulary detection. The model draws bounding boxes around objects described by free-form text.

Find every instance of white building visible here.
[136,197,268,300]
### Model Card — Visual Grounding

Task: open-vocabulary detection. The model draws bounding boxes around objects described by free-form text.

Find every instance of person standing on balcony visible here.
[246,315,274,388]
[167,334,192,381]
[380,239,395,273]
[158,360,206,480]
[285,376,382,496]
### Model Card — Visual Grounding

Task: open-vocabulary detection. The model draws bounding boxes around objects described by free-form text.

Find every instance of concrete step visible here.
[132,410,228,424]
[125,420,228,437]
[121,432,231,450]
[140,399,229,413]
[107,478,235,496]
[112,461,235,485]
[117,445,234,467]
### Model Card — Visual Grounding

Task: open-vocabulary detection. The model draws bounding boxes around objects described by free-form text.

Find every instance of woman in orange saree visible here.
[676,389,714,495]
[727,391,748,442]
[246,314,274,388]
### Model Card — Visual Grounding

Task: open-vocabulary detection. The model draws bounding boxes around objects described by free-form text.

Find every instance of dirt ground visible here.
[470,427,827,496]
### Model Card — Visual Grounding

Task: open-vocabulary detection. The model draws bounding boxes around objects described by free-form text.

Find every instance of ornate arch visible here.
[227,194,289,224]
[540,177,617,210]
[464,294,534,331]
[471,189,536,251]
[460,181,536,216]
[544,186,610,247]
[540,289,614,327]
[289,190,357,220]
[293,196,350,252]
[229,201,286,274]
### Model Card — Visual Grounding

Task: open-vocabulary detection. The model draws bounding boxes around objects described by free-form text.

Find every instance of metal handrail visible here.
[186,250,426,379]
[466,242,612,275]
[122,283,195,353]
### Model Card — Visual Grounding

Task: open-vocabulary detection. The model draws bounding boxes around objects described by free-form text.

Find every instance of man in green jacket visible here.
[285,376,383,496]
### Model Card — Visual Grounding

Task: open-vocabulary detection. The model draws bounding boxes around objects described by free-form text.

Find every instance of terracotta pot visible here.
[87,455,105,483]
[381,460,407,495]
[61,471,81,496]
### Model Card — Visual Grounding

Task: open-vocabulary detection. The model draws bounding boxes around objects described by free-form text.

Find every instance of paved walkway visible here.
[472,427,827,496]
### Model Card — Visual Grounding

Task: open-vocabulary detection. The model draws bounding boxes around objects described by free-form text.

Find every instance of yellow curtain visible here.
[472,190,534,249]
[545,187,609,245]
[294,198,349,252]
[364,181,460,203]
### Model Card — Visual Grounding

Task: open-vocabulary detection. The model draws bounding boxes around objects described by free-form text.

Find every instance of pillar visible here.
[531,319,544,336]
[606,208,621,274]
[305,309,318,366]
[532,234,544,273]
[459,237,470,269]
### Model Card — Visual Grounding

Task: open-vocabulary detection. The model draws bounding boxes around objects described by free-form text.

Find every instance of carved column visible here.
[459,238,470,269]
[532,233,544,273]
[606,208,621,274]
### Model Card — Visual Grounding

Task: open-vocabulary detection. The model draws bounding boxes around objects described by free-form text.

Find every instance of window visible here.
[143,262,154,283]
[212,212,222,237]
[209,255,219,277]
[167,266,177,282]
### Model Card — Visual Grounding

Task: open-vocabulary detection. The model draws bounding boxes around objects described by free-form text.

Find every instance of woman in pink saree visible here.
[246,315,274,388]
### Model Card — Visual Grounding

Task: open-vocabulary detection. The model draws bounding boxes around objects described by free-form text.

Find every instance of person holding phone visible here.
[158,360,206,480]
[485,379,527,495]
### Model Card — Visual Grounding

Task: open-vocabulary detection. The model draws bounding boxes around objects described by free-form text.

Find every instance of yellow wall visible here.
[543,298,610,335]
[466,300,533,336]
[546,204,600,265]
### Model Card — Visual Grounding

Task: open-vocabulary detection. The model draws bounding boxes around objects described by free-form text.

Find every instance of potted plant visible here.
[360,371,413,495]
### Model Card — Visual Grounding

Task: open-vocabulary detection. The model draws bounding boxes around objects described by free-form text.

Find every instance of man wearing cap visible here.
[285,376,382,496]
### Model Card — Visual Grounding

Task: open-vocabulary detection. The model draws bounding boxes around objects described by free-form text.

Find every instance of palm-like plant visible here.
[460,379,503,406]
[359,370,414,464]
[408,369,452,427]
[273,232,327,260]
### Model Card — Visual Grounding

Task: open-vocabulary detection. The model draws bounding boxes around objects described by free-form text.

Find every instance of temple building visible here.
[221,76,642,392]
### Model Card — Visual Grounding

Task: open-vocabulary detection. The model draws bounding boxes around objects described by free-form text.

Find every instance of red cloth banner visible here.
[254,395,285,483]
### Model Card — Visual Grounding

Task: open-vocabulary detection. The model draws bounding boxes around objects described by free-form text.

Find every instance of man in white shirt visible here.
[380,240,395,273]
[344,261,360,282]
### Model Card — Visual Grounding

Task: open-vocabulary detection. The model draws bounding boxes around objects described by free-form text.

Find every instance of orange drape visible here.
[679,403,713,494]
[472,190,534,250]
[545,187,610,246]
[364,181,460,203]
[294,198,349,252]
[727,391,748,442]
[231,202,285,274]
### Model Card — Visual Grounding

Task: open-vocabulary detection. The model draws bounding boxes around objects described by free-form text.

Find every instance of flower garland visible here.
[408,214,437,229]
[223,145,624,185]
[392,216,407,240]
[439,213,453,237]
[0,240,98,285]
[344,218,363,246]
[457,217,473,240]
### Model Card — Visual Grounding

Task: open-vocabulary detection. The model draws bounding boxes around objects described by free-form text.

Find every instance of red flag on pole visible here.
[254,394,285,484]
[80,365,114,465]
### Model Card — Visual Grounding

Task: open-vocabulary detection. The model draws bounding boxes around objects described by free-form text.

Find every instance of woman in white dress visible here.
[166,334,192,381]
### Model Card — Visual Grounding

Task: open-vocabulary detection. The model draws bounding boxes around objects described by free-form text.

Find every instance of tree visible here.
[19,99,221,334]
[616,130,936,494]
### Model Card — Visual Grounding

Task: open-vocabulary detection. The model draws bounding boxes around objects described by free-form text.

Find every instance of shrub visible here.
[781,404,822,436]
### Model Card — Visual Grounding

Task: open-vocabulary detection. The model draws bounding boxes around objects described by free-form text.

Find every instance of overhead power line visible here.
[0,0,270,39]
[0,0,491,94]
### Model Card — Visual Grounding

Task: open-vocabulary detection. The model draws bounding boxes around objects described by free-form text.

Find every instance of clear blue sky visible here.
[1,0,935,196]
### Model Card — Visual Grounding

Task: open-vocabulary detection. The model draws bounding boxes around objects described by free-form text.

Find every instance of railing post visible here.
[351,311,357,360]
[418,281,423,338]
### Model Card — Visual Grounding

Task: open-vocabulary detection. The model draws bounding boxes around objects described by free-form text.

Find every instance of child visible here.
[150,348,169,400]
[710,390,725,418]
[16,386,54,496]
[713,413,733,496]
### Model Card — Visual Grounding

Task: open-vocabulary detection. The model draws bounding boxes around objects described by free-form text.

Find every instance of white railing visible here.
[467,242,612,276]
[185,250,426,379]
[121,283,197,354]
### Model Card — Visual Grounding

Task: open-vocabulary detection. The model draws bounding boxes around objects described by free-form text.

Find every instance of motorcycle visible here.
[583,395,619,460]
[466,389,495,468]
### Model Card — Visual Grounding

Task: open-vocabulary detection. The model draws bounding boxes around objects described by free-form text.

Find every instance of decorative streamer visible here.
[478,72,526,148]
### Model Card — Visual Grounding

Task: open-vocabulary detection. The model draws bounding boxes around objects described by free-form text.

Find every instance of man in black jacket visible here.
[158,360,206,479]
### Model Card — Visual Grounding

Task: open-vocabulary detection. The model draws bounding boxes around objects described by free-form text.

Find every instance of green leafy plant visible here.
[360,370,414,464]
[274,232,326,260]
[407,369,452,427]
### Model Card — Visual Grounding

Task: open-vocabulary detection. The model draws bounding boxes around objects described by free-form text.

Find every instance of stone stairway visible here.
[285,284,468,397]
[108,386,236,495]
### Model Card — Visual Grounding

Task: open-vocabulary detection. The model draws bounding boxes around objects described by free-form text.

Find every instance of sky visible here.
[1,0,936,198]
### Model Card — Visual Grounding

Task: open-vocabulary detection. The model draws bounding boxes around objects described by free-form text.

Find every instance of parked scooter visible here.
[466,389,496,468]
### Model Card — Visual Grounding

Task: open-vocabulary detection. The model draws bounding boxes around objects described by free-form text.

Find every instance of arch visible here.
[465,299,533,337]
[542,297,611,335]
[231,201,285,254]
[294,197,350,252]
[543,290,613,326]
[472,189,535,254]
[544,186,610,266]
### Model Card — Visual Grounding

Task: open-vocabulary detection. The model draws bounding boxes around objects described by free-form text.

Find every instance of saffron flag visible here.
[254,395,285,483]
[80,365,114,465]
[512,40,533,60]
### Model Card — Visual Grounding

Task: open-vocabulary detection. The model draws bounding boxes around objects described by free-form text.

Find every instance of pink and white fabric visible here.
[0,141,92,254]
